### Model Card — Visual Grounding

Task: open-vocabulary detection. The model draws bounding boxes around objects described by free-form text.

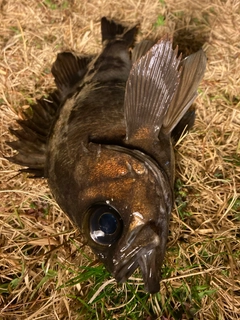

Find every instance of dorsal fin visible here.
[7,91,60,177]
[124,37,181,141]
[51,52,92,99]
[101,17,126,42]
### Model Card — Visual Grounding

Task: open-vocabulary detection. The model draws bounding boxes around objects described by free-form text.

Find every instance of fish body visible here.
[7,17,207,293]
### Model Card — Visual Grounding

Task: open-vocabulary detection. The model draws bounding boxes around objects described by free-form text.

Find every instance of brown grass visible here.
[0,0,240,319]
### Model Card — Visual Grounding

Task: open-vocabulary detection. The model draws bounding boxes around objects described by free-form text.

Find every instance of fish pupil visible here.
[88,203,123,245]
[99,213,117,235]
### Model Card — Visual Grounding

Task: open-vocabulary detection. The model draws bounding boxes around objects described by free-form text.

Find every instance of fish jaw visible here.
[112,218,168,294]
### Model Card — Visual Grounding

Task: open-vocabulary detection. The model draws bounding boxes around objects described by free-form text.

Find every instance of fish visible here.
[7,17,207,293]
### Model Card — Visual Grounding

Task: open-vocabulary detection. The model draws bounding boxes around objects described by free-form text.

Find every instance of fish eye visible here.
[88,203,123,245]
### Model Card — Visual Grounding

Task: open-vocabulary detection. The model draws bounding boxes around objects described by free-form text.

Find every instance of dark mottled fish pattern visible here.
[7,17,206,293]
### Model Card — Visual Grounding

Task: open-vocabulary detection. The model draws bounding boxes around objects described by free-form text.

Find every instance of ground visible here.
[0,0,239,319]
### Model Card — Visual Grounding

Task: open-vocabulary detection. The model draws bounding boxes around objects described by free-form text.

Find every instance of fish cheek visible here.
[73,149,152,269]
[80,182,161,274]
[72,179,130,271]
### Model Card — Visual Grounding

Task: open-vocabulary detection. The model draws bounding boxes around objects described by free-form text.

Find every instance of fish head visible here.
[76,144,173,293]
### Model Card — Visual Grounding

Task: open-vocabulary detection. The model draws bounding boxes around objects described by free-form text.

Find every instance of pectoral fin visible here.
[162,49,207,134]
[124,37,181,141]
[131,40,154,63]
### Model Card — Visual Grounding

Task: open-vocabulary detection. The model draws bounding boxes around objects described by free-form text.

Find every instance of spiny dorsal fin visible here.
[162,49,207,134]
[124,37,181,141]
[7,91,60,177]
[51,52,92,99]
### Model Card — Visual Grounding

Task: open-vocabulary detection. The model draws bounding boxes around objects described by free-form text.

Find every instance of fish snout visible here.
[112,223,163,293]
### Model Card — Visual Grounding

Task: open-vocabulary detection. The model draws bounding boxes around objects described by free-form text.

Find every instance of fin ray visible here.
[162,49,207,134]
[51,52,92,98]
[131,40,154,63]
[101,17,126,42]
[8,91,61,177]
[124,38,181,140]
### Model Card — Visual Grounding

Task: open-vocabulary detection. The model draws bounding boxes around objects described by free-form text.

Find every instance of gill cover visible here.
[75,144,172,294]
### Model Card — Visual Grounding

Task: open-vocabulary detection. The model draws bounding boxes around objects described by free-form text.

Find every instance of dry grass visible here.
[0,0,240,319]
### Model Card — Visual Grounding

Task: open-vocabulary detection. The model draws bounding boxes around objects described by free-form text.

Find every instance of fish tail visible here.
[101,17,125,42]
[6,91,60,177]
[101,17,138,46]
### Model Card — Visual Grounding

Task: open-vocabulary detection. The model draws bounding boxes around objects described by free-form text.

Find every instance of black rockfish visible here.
[7,17,206,293]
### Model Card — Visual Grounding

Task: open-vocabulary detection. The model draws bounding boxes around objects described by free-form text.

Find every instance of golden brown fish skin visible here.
[45,24,180,294]
[45,77,174,295]
[7,17,206,294]
[46,81,174,246]
[46,19,139,210]
[47,136,173,294]
[46,83,127,214]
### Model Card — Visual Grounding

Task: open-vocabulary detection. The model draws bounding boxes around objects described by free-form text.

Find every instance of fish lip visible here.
[137,247,161,293]
[112,226,162,293]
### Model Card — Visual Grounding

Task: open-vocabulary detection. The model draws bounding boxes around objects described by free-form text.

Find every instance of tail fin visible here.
[101,17,126,42]
[101,17,138,47]
[87,18,138,83]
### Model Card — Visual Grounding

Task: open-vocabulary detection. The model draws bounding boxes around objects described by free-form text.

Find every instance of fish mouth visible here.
[112,224,164,293]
